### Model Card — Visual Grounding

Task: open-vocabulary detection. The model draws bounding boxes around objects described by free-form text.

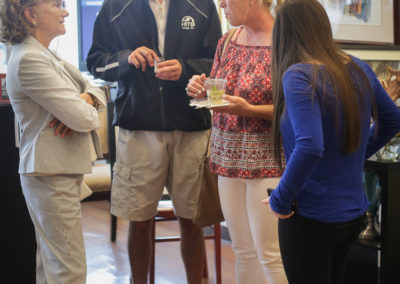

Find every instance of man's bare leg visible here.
[128,220,153,284]
[178,217,205,284]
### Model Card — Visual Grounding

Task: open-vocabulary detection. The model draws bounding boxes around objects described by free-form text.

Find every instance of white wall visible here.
[49,0,79,67]
[39,0,400,68]
[345,49,400,61]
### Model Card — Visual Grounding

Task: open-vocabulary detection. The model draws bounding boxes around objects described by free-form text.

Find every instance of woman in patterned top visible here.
[186,0,287,283]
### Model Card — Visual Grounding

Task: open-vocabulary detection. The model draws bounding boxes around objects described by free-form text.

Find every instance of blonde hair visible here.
[258,0,273,5]
[0,0,37,45]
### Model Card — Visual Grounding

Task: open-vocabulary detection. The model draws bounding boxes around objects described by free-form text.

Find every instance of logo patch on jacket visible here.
[181,16,195,30]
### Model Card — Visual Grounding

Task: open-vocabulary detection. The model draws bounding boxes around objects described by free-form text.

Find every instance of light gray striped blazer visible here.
[7,36,106,175]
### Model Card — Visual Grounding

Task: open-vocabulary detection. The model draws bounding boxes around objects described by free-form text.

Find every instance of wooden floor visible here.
[81,200,237,284]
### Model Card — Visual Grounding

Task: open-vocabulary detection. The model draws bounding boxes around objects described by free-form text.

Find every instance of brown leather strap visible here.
[221,28,237,60]
[206,29,237,156]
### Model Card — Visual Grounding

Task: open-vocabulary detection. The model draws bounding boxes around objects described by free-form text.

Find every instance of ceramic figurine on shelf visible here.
[359,169,382,240]
[375,133,400,162]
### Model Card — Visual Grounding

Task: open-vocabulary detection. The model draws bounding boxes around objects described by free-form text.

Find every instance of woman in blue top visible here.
[265,0,400,283]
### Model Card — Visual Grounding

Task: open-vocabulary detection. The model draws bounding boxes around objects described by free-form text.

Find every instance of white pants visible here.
[218,176,288,284]
[21,174,86,284]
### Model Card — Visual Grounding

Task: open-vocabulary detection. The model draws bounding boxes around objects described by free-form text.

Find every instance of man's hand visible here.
[128,46,158,72]
[155,59,182,81]
[49,117,73,138]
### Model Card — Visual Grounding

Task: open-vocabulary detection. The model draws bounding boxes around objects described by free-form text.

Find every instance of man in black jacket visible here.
[87,0,221,283]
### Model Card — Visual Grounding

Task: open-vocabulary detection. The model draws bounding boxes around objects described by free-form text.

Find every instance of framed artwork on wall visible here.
[366,60,400,78]
[365,60,400,105]
[317,0,400,47]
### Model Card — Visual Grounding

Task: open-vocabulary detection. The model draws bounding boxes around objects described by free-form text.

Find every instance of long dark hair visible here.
[271,0,375,168]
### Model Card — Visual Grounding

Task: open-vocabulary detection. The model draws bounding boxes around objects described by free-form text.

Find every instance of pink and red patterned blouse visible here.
[209,27,283,179]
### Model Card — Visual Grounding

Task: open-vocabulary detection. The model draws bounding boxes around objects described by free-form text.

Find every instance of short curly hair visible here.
[0,0,37,45]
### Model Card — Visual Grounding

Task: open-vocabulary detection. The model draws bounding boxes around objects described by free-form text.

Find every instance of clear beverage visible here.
[154,57,165,73]
[205,78,227,105]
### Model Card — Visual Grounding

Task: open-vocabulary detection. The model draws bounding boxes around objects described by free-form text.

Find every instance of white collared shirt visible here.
[149,0,170,56]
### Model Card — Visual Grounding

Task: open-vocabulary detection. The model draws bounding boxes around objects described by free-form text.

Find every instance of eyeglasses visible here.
[55,0,66,10]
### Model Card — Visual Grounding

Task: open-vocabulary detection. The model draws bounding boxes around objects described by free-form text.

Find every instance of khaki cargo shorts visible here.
[111,129,209,221]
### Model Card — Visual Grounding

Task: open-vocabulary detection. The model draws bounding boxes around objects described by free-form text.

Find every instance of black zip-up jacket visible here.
[87,0,222,131]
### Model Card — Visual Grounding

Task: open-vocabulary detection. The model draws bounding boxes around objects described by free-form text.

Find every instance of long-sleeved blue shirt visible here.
[269,57,400,223]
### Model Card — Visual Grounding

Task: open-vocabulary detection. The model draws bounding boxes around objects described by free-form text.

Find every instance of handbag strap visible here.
[221,28,237,60]
[205,29,237,157]
[205,129,212,157]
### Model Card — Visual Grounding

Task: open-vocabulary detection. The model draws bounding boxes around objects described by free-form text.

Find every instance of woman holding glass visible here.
[0,0,106,283]
[187,0,287,283]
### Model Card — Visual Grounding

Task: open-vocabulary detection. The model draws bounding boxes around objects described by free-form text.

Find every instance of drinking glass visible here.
[205,78,227,105]
[154,57,165,73]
